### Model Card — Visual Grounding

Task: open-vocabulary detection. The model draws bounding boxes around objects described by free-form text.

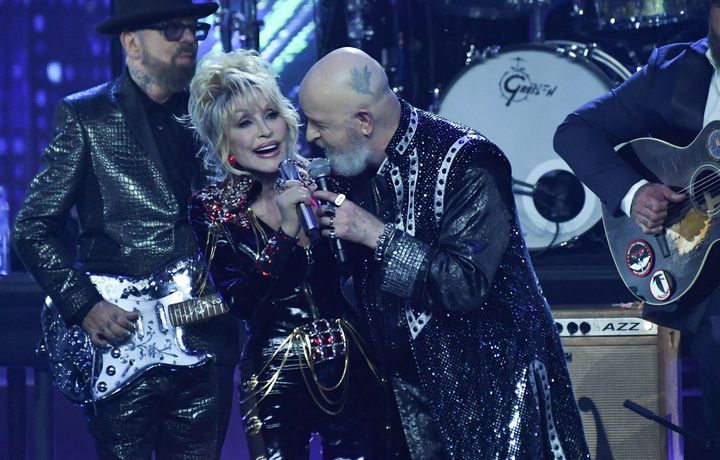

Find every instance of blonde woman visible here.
[186,49,379,459]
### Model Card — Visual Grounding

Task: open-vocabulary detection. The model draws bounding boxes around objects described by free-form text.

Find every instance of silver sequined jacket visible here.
[353,100,591,459]
[12,73,238,361]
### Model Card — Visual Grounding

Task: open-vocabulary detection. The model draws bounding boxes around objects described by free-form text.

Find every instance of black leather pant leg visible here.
[321,362,384,460]
[252,369,314,459]
[214,364,237,451]
[86,363,233,460]
[242,357,379,459]
[86,373,159,460]
[155,364,231,460]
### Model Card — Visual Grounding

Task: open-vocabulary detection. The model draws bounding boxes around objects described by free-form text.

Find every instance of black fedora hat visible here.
[96,0,219,35]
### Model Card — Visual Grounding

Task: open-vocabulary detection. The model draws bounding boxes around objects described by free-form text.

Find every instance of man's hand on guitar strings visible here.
[630,183,685,234]
[82,300,139,346]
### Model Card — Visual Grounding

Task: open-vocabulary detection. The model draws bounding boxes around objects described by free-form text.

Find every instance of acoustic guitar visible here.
[603,120,720,306]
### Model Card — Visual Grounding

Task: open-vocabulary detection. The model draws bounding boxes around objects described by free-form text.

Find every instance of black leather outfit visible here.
[189,175,380,459]
[13,71,239,459]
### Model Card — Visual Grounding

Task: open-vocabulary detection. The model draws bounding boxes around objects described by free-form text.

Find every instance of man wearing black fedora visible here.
[13,0,240,458]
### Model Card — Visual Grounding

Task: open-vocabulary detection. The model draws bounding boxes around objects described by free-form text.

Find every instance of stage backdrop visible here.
[0,0,318,224]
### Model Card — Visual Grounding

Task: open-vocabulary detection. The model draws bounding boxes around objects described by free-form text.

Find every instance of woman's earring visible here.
[228,153,237,167]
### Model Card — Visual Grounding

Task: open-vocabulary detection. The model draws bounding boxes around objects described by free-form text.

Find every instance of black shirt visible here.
[134,78,199,211]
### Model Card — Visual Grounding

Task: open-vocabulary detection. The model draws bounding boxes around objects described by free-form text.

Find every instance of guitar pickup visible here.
[134,310,144,339]
[156,303,170,333]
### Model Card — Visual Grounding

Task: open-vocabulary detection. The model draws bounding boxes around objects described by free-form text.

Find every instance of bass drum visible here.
[438,41,632,251]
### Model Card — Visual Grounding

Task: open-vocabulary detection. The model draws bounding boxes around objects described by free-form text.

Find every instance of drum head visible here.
[438,43,625,250]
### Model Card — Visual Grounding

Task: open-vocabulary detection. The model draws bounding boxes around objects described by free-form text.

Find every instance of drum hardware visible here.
[550,41,633,81]
[463,44,502,68]
[571,0,707,31]
[437,41,631,251]
[528,2,550,43]
[512,171,586,224]
[215,0,260,51]
[431,0,551,20]
[346,0,375,49]
[429,87,442,114]
[380,48,405,96]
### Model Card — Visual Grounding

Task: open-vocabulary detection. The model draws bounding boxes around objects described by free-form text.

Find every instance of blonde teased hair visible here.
[187,49,301,178]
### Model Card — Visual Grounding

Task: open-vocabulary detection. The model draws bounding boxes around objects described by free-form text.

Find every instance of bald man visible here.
[299,47,590,459]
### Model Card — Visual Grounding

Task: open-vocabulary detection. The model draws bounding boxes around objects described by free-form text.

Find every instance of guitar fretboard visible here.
[168,295,229,326]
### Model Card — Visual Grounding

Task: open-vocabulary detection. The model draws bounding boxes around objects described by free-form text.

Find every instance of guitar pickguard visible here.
[667,209,710,256]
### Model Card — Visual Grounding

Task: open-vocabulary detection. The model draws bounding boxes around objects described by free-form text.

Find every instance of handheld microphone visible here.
[278,159,321,244]
[308,158,350,271]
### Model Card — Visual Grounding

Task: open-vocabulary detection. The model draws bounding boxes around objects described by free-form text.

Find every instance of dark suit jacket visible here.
[13,71,239,362]
[553,38,715,331]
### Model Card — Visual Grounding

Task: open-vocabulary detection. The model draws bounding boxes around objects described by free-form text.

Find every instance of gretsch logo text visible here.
[500,58,558,107]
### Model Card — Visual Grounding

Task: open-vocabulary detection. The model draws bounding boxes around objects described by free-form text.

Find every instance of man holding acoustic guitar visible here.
[555,0,720,452]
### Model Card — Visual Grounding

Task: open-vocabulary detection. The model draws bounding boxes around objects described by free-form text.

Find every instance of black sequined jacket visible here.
[12,72,238,363]
[188,175,356,357]
[351,100,590,459]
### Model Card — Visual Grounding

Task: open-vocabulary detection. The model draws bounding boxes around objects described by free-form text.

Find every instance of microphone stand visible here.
[346,0,373,49]
[623,399,713,452]
[216,0,260,52]
[528,2,548,44]
[217,0,234,52]
[239,0,260,51]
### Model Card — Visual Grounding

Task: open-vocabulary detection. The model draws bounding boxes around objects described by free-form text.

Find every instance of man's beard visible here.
[324,128,374,177]
[709,27,720,68]
[141,45,197,93]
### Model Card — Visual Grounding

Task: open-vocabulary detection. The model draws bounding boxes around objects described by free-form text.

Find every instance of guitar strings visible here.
[661,170,720,216]
[116,297,214,327]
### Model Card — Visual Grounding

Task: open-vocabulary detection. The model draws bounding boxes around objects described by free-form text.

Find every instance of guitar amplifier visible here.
[553,306,681,460]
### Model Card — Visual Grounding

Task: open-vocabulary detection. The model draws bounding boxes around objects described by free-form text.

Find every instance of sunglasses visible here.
[141,21,211,41]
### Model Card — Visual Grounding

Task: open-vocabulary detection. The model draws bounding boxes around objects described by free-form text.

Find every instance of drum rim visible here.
[435,41,630,114]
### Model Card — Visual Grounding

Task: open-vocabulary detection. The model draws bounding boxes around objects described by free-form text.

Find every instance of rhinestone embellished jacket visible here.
[351,100,591,459]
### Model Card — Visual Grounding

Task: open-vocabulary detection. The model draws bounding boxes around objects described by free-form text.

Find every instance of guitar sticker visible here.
[626,240,654,277]
[706,129,720,159]
[649,270,674,301]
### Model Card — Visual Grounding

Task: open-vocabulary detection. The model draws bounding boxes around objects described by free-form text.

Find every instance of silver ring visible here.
[334,193,347,207]
[329,217,334,228]
[274,178,288,193]
[324,203,336,217]
[329,228,337,239]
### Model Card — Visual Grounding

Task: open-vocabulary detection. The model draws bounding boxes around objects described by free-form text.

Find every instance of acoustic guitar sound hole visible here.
[690,164,720,217]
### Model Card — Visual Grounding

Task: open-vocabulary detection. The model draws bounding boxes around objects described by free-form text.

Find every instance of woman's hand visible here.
[275,179,315,237]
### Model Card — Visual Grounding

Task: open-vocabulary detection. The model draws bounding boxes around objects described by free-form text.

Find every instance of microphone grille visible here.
[308,157,331,179]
